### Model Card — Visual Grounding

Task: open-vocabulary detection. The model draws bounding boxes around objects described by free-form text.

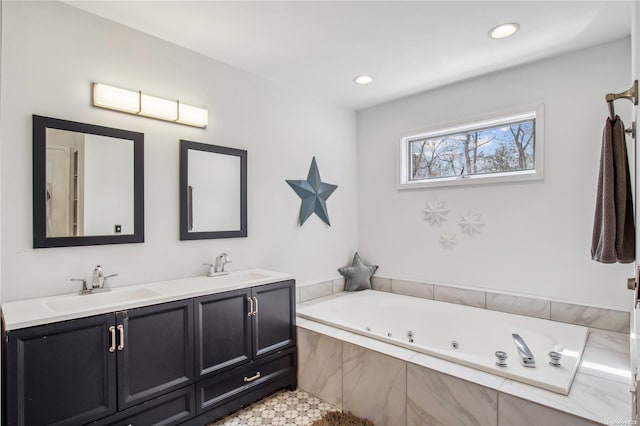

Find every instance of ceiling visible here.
[65,1,632,111]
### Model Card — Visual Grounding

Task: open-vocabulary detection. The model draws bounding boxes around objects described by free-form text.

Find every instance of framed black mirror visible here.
[180,140,247,240]
[33,115,144,248]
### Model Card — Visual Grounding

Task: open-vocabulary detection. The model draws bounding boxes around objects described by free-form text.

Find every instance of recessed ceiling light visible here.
[354,75,374,85]
[488,23,520,39]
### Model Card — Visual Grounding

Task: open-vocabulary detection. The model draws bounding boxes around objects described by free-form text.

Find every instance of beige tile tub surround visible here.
[371,276,392,292]
[550,302,629,333]
[296,320,631,426]
[297,276,630,332]
[297,277,346,303]
[498,393,599,426]
[299,280,333,302]
[433,285,486,308]
[391,279,434,299]
[296,327,343,408]
[343,343,407,426]
[486,292,551,320]
[579,330,630,385]
[407,363,498,426]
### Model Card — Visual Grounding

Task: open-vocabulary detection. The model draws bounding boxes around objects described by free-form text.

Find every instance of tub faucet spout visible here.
[512,333,536,367]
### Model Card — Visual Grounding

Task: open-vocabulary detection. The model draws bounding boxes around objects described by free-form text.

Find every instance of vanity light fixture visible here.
[488,22,520,39]
[353,75,374,85]
[92,83,208,128]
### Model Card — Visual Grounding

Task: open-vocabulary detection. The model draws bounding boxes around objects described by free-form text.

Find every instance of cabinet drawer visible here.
[90,386,195,426]
[197,349,295,414]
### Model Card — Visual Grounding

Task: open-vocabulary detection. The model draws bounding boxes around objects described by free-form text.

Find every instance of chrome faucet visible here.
[203,253,232,277]
[512,333,536,367]
[72,265,117,295]
[215,253,232,273]
[92,265,104,289]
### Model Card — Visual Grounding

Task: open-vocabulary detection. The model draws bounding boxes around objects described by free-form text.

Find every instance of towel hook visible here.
[605,80,638,139]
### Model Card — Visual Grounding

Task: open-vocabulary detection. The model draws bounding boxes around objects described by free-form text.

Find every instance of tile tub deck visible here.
[296,296,632,425]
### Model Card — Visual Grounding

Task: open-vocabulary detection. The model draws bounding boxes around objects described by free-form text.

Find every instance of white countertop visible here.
[1,268,294,331]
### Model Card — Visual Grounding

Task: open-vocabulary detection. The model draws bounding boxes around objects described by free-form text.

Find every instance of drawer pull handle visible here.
[253,297,258,317]
[247,296,254,316]
[117,324,125,351]
[243,372,261,382]
[108,326,116,353]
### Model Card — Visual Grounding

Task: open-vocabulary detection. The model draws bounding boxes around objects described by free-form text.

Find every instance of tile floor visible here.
[210,390,334,426]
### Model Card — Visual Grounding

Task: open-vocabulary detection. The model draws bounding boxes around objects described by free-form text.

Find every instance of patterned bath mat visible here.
[211,389,334,425]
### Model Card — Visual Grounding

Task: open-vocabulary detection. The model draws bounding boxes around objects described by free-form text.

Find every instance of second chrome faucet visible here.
[204,253,232,277]
[71,265,118,295]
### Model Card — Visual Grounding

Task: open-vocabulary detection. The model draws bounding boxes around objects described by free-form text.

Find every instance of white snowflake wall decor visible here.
[459,211,484,236]
[439,230,457,249]
[423,199,450,226]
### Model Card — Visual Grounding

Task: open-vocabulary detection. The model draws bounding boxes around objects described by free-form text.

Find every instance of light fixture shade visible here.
[178,103,208,128]
[92,82,208,128]
[140,93,178,121]
[93,83,140,114]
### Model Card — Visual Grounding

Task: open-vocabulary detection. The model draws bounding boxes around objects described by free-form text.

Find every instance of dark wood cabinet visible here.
[90,386,196,426]
[116,299,194,410]
[195,288,252,379]
[194,280,296,418]
[195,280,296,379]
[196,348,296,415]
[252,280,296,358]
[5,314,117,426]
[3,279,296,426]
[4,300,195,425]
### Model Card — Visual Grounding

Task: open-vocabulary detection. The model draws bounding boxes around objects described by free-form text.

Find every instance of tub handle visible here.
[548,351,562,367]
[495,351,508,367]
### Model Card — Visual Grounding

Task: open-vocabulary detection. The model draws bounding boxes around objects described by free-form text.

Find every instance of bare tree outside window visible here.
[408,119,535,181]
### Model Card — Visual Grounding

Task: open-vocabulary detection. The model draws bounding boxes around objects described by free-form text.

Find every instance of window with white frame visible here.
[398,106,544,189]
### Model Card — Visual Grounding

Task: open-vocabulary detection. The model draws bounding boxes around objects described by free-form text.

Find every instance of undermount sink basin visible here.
[210,271,273,284]
[44,287,161,313]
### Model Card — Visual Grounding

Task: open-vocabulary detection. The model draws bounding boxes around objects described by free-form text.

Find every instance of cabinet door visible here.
[195,288,252,379]
[252,280,296,358]
[116,299,194,410]
[5,314,117,426]
[89,386,195,426]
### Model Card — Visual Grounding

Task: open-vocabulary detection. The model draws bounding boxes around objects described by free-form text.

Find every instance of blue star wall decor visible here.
[286,157,337,226]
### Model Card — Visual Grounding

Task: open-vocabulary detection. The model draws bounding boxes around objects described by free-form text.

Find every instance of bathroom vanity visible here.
[1,269,297,426]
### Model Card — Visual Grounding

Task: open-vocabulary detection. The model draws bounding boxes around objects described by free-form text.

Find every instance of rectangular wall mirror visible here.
[33,115,144,248]
[180,140,247,240]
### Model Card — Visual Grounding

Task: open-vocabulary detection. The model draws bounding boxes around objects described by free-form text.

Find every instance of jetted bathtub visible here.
[296,290,589,394]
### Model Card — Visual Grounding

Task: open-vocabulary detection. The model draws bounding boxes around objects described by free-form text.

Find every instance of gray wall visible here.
[0,1,358,301]
[357,38,633,309]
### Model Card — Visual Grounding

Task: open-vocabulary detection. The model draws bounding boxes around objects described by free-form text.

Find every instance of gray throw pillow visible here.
[338,252,378,291]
